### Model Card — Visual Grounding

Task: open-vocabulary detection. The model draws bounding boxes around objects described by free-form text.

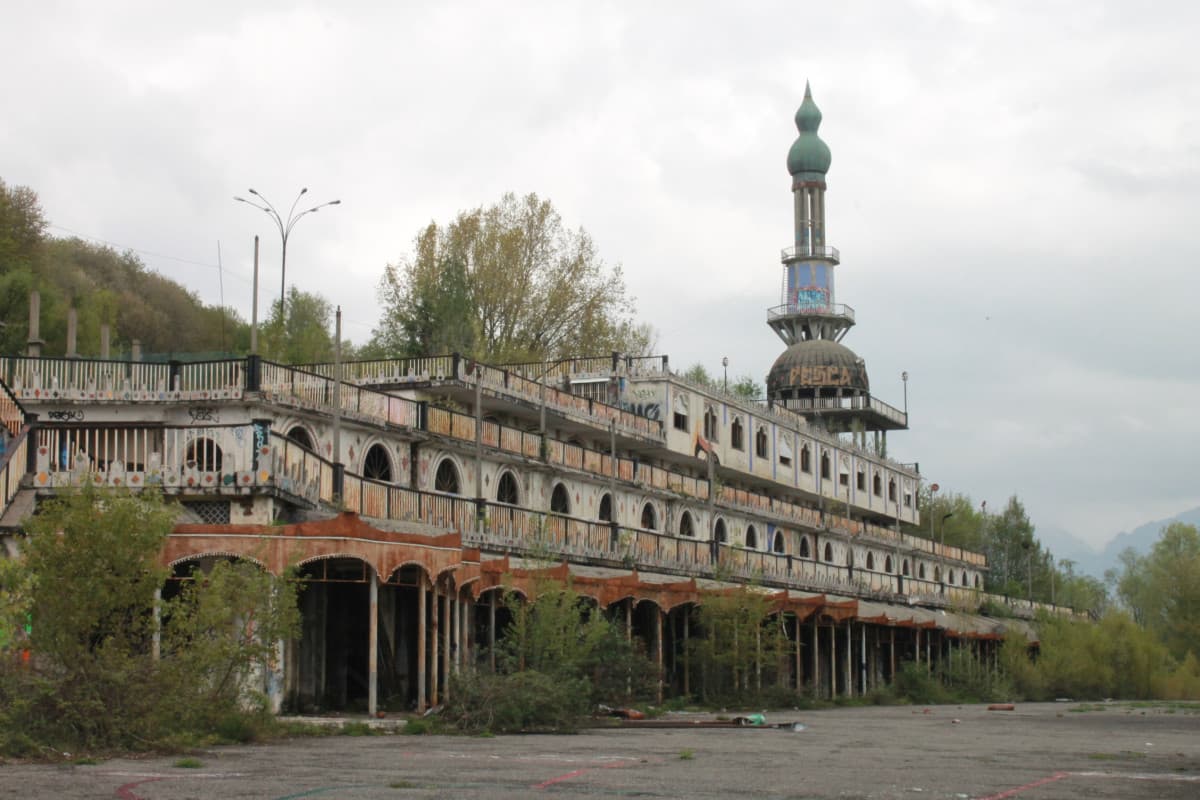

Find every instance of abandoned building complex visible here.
[0,86,1051,714]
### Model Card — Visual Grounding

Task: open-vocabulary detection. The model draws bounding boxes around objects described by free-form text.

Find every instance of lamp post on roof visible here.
[234,188,340,315]
[722,356,729,393]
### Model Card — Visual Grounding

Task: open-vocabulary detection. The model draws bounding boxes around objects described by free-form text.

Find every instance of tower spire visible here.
[769,82,847,347]
[766,86,908,437]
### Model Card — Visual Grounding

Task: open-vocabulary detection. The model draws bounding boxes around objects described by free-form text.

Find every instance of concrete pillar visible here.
[682,609,690,697]
[269,639,285,714]
[811,617,820,698]
[100,324,111,359]
[441,588,451,702]
[26,290,44,357]
[845,620,853,698]
[655,607,664,705]
[830,623,837,698]
[152,587,162,661]
[860,623,867,694]
[368,576,378,716]
[794,615,802,690]
[890,627,896,684]
[417,581,427,713]
[65,308,77,357]
[755,624,762,692]
[131,339,142,362]
[488,591,497,672]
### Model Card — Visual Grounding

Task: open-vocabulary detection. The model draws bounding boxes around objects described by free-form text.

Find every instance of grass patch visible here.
[389,780,418,789]
[679,749,695,760]
[173,757,203,768]
[340,722,379,737]
[72,756,100,765]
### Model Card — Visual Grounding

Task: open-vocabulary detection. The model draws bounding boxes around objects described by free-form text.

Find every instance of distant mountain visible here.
[1048,507,1200,580]
[1036,523,1104,576]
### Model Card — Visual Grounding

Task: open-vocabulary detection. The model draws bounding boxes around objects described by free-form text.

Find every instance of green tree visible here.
[0,488,300,752]
[681,363,714,387]
[690,589,790,704]
[368,251,476,357]
[372,193,652,363]
[0,178,45,274]
[260,287,336,364]
[730,375,763,400]
[160,559,300,734]
[1115,522,1200,661]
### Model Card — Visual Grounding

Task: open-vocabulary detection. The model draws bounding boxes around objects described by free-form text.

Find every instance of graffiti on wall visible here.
[620,385,664,421]
[787,365,865,387]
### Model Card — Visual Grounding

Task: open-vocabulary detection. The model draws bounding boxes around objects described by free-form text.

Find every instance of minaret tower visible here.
[767,81,850,346]
[766,84,908,438]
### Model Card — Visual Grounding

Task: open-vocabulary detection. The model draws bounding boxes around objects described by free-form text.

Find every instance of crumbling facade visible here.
[0,86,1054,714]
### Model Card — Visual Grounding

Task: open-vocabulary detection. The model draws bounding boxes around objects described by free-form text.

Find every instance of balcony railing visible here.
[781,244,840,262]
[767,302,855,322]
[13,415,1007,609]
[295,354,663,441]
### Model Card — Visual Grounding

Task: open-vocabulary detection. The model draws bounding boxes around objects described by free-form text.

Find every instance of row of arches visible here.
[283,425,973,584]
[167,550,997,716]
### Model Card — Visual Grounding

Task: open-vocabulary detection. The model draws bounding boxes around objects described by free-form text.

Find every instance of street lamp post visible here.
[722,357,729,393]
[234,187,341,314]
[901,371,908,415]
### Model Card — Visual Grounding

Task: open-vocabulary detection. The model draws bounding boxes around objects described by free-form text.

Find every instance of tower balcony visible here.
[781,244,840,264]
[767,301,855,324]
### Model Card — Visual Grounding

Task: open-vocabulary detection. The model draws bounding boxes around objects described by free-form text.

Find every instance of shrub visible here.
[444,669,589,733]
[0,488,300,755]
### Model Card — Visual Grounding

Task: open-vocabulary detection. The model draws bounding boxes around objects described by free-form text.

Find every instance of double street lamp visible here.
[234,187,340,313]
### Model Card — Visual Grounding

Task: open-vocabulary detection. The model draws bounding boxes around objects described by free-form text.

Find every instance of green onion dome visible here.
[786,82,832,178]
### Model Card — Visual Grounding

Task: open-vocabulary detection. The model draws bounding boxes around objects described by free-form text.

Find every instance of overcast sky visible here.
[3,0,1198,551]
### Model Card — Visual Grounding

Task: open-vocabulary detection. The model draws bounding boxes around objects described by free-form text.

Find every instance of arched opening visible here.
[799,536,811,559]
[934,566,942,582]
[550,482,570,515]
[872,473,882,496]
[888,478,897,502]
[902,559,911,576]
[293,557,375,712]
[598,493,613,523]
[703,406,719,443]
[679,511,695,537]
[755,426,768,458]
[772,531,785,554]
[820,451,830,480]
[731,417,744,451]
[800,445,811,473]
[846,551,855,568]
[948,570,956,585]
[641,502,657,531]
[185,437,223,473]
[885,555,893,573]
[496,470,519,505]
[286,426,315,451]
[918,563,926,580]
[866,552,875,570]
[974,574,980,588]
[714,518,727,543]
[745,525,758,550]
[363,443,393,482]
[434,459,460,494]
[856,469,866,491]
[823,542,833,562]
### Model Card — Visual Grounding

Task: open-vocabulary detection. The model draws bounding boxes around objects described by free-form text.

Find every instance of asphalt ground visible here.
[2,702,1198,799]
